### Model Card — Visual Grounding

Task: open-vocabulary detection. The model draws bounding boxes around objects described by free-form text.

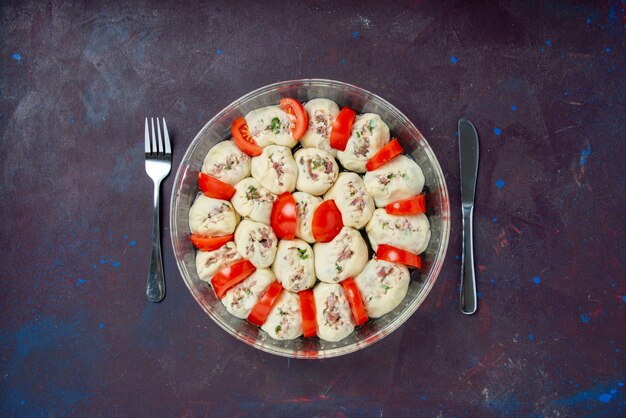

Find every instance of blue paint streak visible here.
[113,261,120,268]
[76,278,87,285]
[496,179,505,189]
[605,47,611,53]
[529,334,534,341]
[341,57,347,65]
[533,276,541,284]
[511,105,517,111]
[580,144,591,167]
[352,31,358,39]
[586,18,591,25]
[217,49,223,55]
[476,291,481,299]
[545,39,552,46]
[494,127,502,135]
[99,323,105,329]
[598,393,612,403]
[610,389,617,394]
[492,217,497,222]
[20,400,25,406]
[99,259,106,264]
[580,313,590,323]
[450,55,458,63]
[622,295,626,302]
[619,382,624,387]
[129,241,136,247]
[12,53,21,61]
[455,255,460,260]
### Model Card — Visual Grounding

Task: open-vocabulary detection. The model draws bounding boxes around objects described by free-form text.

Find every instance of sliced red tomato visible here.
[299,290,317,338]
[279,98,308,141]
[211,259,256,299]
[376,244,422,269]
[329,107,356,151]
[247,281,283,326]
[232,117,262,156]
[365,138,403,171]
[311,200,343,243]
[385,194,426,215]
[341,278,369,326]
[271,192,297,240]
[190,233,233,251]
[198,172,236,200]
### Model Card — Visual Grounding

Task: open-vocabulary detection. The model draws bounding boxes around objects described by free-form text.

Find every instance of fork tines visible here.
[145,117,172,157]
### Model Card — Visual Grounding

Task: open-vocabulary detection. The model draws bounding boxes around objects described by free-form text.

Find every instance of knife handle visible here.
[460,205,477,314]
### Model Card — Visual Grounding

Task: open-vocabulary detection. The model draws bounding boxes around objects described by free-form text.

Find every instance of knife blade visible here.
[458,118,479,315]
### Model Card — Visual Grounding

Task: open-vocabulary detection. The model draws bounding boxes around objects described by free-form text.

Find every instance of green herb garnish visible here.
[246,186,260,200]
[275,325,282,333]
[269,117,281,134]
[356,131,361,138]
[382,284,390,294]
[335,264,343,272]
[387,173,394,179]
[297,248,309,259]
[368,120,376,133]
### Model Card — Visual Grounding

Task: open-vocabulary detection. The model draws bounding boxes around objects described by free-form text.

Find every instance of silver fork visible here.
[144,117,172,302]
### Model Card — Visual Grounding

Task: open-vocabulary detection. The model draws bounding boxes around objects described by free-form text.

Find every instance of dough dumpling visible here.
[251,145,298,195]
[314,282,355,342]
[313,227,368,284]
[363,155,425,207]
[231,178,276,225]
[201,140,250,185]
[272,239,316,292]
[234,219,278,268]
[336,113,390,173]
[324,172,375,229]
[245,105,297,148]
[189,195,239,236]
[366,209,430,255]
[195,241,242,282]
[293,192,322,244]
[300,98,340,156]
[221,269,275,319]
[261,290,303,340]
[354,259,410,318]
[294,148,339,196]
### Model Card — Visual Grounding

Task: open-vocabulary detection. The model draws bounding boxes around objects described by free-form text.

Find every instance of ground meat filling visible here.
[229,278,257,310]
[246,227,274,257]
[205,246,238,267]
[208,153,242,177]
[323,293,344,329]
[207,203,228,222]
[311,110,331,137]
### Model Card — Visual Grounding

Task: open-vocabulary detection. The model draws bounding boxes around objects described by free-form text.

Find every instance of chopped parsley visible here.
[275,325,282,333]
[335,264,343,272]
[311,158,324,170]
[245,186,260,200]
[269,117,282,134]
[297,248,309,259]
[368,119,376,133]
[382,284,390,294]
[356,131,361,138]
[387,173,394,179]
[244,288,253,296]
[278,308,288,316]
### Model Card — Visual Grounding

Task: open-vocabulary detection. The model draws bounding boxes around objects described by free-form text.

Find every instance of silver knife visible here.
[458,118,479,315]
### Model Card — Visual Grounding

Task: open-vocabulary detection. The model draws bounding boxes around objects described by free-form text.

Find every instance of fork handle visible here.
[460,205,477,314]
[146,180,165,302]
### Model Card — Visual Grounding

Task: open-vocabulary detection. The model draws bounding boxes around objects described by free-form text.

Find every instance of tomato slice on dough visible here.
[385,194,426,216]
[365,138,403,171]
[271,192,297,240]
[341,278,369,326]
[198,172,236,200]
[329,107,356,151]
[211,259,256,299]
[279,98,308,141]
[232,117,262,156]
[376,244,422,269]
[247,281,283,326]
[190,234,234,252]
[299,289,317,338]
[311,200,344,243]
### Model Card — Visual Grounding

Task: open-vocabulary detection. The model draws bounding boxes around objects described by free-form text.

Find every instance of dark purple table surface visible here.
[1,1,624,416]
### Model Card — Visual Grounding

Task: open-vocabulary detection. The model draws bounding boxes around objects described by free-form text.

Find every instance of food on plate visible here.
[188,195,239,236]
[231,178,276,225]
[250,145,298,195]
[293,192,322,244]
[260,290,303,340]
[201,140,251,185]
[190,96,432,342]
[313,282,355,342]
[314,226,368,284]
[234,219,278,268]
[195,241,242,282]
[272,239,316,292]
[311,199,344,243]
[336,113,390,173]
[301,98,340,156]
[354,259,410,318]
[244,105,297,148]
[294,148,339,196]
[363,155,425,207]
[324,172,375,229]
[221,268,275,319]
[366,209,431,255]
